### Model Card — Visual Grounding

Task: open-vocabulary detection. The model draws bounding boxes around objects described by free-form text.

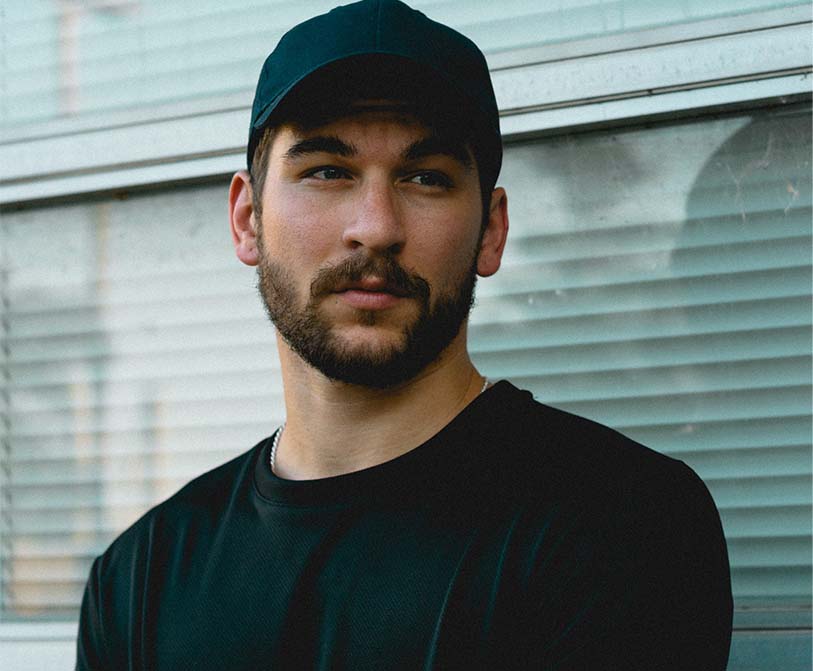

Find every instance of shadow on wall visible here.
[679,105,813,670]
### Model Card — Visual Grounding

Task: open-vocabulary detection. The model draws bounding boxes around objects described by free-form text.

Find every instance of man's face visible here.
[253,104,487,388]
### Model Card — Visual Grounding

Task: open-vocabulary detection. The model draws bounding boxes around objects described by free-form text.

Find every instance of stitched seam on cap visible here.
[375,0,382,49]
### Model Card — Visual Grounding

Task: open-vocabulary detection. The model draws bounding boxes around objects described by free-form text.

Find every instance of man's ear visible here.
[477,187,509,277]
[229,170,260,267]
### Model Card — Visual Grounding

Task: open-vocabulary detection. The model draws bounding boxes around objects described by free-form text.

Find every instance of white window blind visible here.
[0,185,286,618]
[0,101,811,631]
[1,0,808,129]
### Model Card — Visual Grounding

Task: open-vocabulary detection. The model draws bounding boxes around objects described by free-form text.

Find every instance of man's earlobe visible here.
[477,187,509,277]
[229,170,260,267]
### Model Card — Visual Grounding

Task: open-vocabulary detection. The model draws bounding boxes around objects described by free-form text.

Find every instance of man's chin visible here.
[289,326,418,388]
[327,321,410,349]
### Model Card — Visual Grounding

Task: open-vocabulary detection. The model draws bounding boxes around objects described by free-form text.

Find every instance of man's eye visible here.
[307,167,348,180]
[408,172,452,188]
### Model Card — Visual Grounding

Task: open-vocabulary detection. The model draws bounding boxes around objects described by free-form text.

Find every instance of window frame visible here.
[0,6,809,206]
[0,3,810,653]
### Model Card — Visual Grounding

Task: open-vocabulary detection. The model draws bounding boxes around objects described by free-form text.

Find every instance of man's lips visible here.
[332,278,410,297]
[332,278,410,310]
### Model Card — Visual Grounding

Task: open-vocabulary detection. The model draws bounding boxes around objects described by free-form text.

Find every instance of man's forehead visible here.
[280,98,428,134]
[273,104,426,150]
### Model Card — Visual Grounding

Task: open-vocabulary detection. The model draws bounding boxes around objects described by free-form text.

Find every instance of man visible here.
[76,1,733,669]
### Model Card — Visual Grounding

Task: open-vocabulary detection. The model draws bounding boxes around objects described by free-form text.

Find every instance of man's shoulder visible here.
[489,381,704,498]
[98,439,265,568]
[486,381,722,560]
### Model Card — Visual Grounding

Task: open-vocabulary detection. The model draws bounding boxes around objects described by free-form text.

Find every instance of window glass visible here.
[0,101,810,623]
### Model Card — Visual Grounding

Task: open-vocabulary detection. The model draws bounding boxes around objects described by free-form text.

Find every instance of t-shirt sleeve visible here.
[589,461,734,670]
[524,459,733,670]
[643,462,734,669]
[76,556,110,671]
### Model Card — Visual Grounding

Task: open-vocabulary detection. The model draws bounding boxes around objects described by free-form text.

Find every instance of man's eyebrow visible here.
[403,136,473,170]
[283,135,357,161]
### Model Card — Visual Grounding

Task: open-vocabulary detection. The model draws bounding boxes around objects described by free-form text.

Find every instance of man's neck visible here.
[272,335,486,480]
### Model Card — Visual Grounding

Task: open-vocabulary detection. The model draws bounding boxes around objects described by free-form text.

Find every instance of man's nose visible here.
[341,179,406,254]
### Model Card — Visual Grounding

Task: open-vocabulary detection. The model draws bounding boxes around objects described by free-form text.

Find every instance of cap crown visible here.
[248,0,501,183]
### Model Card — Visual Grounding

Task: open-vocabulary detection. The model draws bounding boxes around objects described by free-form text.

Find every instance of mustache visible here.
[309,253,430,301]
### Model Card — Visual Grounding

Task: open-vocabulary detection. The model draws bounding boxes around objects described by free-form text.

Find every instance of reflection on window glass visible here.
[0,102,810,622]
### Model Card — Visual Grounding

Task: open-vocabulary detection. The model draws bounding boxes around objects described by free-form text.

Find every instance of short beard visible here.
[255,235,478,389]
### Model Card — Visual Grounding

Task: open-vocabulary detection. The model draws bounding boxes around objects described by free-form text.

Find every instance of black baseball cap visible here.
[247,0,502,188]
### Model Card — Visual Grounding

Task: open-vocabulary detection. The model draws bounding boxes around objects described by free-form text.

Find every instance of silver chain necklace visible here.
[269,377,491,473]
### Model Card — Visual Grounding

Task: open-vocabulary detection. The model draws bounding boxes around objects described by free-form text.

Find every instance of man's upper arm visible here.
[659,462,733,668]
[521,457,733,670]
[601,460,733,670]
[76,556,109,671]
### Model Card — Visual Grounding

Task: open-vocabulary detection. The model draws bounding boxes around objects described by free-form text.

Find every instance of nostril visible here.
[342,218,406,251]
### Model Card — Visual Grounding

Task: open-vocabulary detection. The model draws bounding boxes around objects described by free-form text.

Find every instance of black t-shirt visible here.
[76,381,732,670]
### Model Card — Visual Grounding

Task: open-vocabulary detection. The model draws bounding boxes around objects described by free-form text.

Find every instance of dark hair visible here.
[249,126,277,219]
